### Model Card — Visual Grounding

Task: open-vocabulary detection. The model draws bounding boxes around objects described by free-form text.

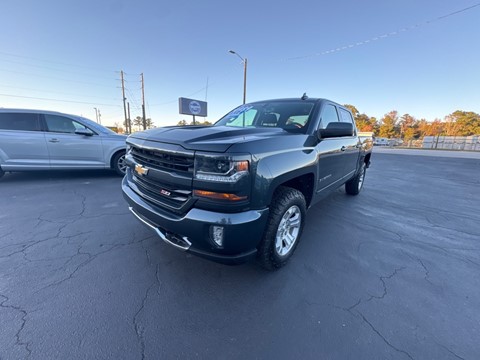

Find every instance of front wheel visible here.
[257,186,306,270]
[345,162,366,195]
[112,152,127,176]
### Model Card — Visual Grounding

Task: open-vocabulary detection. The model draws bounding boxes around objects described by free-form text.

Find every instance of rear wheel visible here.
[345,162,366,195]
[257,186,306,270]
[112,152,127,176]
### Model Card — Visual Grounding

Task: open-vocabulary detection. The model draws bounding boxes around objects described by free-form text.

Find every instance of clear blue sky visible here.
[1,0,479,128]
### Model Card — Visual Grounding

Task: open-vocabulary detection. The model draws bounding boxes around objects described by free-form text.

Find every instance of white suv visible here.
[0,109,127,179]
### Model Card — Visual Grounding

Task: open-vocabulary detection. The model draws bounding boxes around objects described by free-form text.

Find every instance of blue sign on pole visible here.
[179,97,208,117]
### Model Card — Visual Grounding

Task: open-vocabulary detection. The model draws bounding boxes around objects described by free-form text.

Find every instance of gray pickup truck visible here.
[122,96,372,269]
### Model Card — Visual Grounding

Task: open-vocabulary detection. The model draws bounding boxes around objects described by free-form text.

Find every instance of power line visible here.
[0,93,122,107]
[281,2,480,62]
[148,68,238,107]
[0,51,114,73]
[0,58,117,80]
[125,88,141,112]
[0,68,115,88]
[0,84,120,101]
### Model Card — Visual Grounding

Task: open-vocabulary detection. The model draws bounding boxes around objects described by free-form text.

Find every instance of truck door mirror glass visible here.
[318,122,353,139]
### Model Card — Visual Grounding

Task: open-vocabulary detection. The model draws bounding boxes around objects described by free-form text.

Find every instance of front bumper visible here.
[122,177,269,264]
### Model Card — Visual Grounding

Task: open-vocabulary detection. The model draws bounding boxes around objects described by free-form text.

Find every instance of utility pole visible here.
[120,70,129,133]
[93,107,99,123]
[98,109,101,125]
[242,58,247,104]
[127,102,131,133]
[141,73,147,130]
[228,50,248,104]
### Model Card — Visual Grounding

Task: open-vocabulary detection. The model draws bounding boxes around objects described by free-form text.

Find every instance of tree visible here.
[399,114,418,140]
[145,118,154,129]
[113,122,124,134]
[355,114,377,132]
[344,104,359,118]
[132,116,154,130]
[343,104,378,132]
[445,111,480,136]
[378,111,399,138]
[177,119,212,126]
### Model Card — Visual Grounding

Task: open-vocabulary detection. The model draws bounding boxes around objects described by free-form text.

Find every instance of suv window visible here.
[319,104,339,129]
[44,115,87,133]
[0,113,41,131]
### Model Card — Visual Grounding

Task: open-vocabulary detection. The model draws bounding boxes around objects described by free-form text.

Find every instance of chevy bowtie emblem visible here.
[135,164,149,176]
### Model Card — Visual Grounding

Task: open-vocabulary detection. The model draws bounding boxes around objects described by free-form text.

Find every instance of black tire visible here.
[345,162,366,195]
[0,168,4,179]
[112,152,127,176]
[257,186,306,270]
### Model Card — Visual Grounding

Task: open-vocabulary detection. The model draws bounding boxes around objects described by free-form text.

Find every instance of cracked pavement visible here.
[1,153,479,359]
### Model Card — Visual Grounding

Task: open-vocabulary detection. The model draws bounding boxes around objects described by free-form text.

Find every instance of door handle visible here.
[340,146,346,151]
[49,138,59,143]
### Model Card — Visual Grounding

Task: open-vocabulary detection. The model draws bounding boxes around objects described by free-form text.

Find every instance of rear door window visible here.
[339,108,356,135]
[44,115,87,133]
[0,112,41,131]
[319,104,339,129]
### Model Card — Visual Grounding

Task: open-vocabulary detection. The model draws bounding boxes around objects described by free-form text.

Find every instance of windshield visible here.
[215,101,315,132]
[78,116,117,135]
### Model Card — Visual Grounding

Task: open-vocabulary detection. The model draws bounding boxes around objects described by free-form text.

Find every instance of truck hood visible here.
[129,126,293,152]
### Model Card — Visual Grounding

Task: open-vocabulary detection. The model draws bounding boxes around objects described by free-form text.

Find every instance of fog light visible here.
[211,226,224,247]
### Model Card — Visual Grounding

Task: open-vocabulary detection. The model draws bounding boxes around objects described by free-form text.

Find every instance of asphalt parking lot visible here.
[1,152,479,360]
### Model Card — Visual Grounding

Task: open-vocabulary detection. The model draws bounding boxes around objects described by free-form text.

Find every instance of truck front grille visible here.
[131,146,194,176]
[128,145,194,213]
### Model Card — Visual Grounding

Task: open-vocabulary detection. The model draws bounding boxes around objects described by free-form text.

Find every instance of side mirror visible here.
[318,122,353,139]
[75,128,94,136]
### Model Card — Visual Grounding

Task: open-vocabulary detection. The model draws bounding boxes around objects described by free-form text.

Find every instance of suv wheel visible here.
[257,186,306,270]
[345,162,366,195]
[0,167,4,179]
[112,152,127,176]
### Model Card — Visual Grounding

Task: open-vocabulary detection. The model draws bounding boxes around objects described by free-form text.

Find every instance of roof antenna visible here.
[301,93,308,100]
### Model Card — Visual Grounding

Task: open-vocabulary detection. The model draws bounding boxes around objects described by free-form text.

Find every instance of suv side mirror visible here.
[318,122,353,139]
[75,128,94,136]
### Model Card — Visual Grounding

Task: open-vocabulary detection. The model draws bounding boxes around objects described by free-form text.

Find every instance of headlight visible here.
[194,155,249,183]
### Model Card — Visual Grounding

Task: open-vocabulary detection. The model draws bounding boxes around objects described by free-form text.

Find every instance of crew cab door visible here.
[338,107,361,177]
[314,103,350,193]
[43,114,105,168]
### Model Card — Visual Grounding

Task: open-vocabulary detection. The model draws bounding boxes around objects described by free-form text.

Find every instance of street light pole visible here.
[229,50,247,104]
[93,107,99,123]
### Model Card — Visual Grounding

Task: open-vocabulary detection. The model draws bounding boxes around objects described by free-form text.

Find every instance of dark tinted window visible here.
[0,112,41,131]
[319,104,339,129]
[45,115,87,133]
